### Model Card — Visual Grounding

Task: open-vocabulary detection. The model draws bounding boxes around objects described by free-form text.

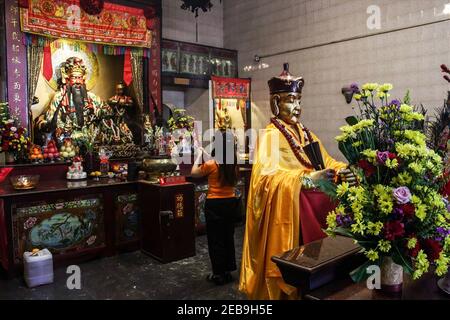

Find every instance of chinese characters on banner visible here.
[5,0,28,127]
[150,17,161,115]
[211,76,250,100]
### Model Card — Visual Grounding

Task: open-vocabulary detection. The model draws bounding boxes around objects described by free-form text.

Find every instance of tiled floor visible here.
[0,225,247,300]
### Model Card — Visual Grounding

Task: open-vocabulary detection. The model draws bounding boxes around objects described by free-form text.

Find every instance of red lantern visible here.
[144,6,158,30]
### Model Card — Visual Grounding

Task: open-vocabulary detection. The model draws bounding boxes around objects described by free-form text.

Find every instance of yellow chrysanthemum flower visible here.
[379,83,393,92]
[362,83,379,91]
[399,104,413,113]
[351,221,366,235]
[377,240,392,253]
[385,158,398,169]
[326,211,337,229]
[336,182,350,197]
[367,222,384,236]
[413,250,430,280]
[415,204,427,221]
[408,162,424,174]
[365,249,379,261]
[435,253,449,277]
[407,238,417,249]
[377,91,390,99]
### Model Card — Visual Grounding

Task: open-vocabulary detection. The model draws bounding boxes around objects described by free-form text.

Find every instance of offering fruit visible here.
[60,139,76,160]
[42,140,59,161]
[29,145,44,162]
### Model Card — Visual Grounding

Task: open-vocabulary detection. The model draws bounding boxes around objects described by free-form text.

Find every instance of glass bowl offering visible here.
[10,175,40,190]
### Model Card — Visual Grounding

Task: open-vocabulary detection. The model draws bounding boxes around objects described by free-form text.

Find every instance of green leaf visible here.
[345,116,359,126]
[350,260,375,283]
[332,227,356,238]
[392,245,414,275]
[315,179,337,199]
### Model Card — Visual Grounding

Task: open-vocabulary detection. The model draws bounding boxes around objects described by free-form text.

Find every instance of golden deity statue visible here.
[35,57,109,142]
[215,106,232,130]
[239,63,354,300]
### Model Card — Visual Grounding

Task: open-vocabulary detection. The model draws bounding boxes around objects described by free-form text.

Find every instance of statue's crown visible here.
[268,63,304,94]
[64,57,87,76]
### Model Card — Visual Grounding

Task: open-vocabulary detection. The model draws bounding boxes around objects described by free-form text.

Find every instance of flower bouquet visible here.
[323,83,450,283]
[167,108,195,132]
[0,118,31,162]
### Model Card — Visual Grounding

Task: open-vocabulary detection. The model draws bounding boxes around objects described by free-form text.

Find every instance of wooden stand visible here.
[140,182,195,263]
[272,236,363,297]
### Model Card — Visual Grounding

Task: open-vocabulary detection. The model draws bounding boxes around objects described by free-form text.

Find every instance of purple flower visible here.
[336,215,352,227]
[392,207,404,220]
[376,151,390,164]
[350,83,360,93]
[390,99,401,107]
[336,215,344,226]
[393,187,412,204]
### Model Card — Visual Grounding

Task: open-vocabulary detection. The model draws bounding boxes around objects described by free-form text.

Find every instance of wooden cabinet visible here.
[140,182,196,263]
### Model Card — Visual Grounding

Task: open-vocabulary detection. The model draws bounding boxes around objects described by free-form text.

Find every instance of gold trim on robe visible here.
[239,121,347,300]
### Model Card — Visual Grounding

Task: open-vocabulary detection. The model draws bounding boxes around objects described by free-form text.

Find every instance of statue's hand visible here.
[338,167,358,186]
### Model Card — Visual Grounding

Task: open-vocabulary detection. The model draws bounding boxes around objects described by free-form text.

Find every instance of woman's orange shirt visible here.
[200,160,235,199]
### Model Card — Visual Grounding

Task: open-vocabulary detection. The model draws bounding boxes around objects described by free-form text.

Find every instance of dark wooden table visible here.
[0,175,196,277]
[273,235,450,300]
[305,269,450,300]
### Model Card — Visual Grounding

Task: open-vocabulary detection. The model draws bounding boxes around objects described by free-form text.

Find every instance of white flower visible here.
[10,127,17,132]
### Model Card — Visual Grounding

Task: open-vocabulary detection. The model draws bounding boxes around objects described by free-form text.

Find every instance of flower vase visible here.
[5,152,15,164]
[380,256,403,293]
[437,270,450,295]
[84,152,95,174]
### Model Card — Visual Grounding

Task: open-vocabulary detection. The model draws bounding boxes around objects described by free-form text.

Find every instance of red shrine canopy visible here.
[20,0,152,48]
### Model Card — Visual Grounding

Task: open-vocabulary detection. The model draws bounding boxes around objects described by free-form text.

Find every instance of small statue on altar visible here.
[119,122,133,144]
[143,114,154,147]
[154,126,166,155]
[215,106,232,130]
[66,156,87,180]
[35,57,109,142]
[107,82,134,124]
[106,82,135,145]
[100,118,121,145]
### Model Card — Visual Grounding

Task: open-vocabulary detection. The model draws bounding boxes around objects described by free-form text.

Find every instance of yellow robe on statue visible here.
[239,120,346,300]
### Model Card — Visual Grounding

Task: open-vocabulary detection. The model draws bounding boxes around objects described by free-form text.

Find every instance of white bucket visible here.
[23,249,54,288]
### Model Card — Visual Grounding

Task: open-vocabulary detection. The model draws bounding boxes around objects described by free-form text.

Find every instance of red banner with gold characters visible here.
[212,76,250,99]
[20,0,152,48]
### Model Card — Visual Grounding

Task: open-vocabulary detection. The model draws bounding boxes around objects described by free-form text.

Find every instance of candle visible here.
[19,176,30,188]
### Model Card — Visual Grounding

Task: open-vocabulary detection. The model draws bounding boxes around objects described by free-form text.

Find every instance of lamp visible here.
[243,55,269,72]
[180,0,220,18]
[341,83,360,104]
[341,86,354,104]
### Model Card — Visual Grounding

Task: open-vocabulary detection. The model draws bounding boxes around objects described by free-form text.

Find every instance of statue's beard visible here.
[67,84,87,127]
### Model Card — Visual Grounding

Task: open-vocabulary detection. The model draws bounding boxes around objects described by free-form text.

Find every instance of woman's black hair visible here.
[213,130,238,187]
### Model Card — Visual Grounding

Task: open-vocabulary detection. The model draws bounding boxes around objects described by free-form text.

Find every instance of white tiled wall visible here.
[224,0,450,160]
[162,0,224,47]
